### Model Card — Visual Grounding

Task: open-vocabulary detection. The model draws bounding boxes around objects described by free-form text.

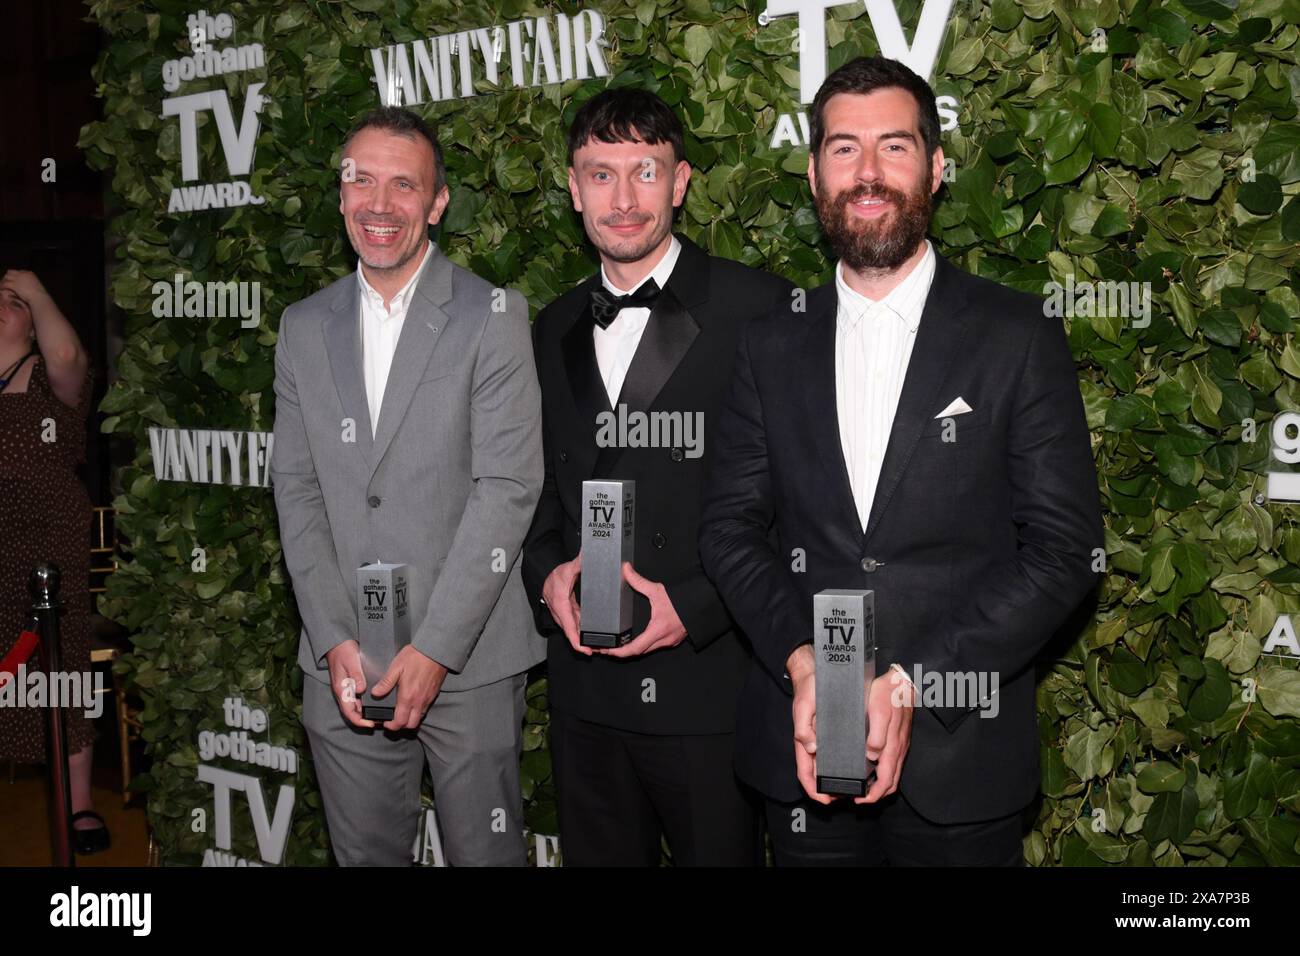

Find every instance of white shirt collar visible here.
[357,240,435,317]
[834,239,934,334]
[600,234,682,297]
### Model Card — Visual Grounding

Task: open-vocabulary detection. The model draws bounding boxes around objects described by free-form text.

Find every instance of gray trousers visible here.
[302,671,528,866]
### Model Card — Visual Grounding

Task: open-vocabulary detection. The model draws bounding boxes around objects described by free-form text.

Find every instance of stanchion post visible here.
[31,561,75,868]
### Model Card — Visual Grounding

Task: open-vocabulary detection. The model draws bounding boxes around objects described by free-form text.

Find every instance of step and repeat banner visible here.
[79,0,1300,866]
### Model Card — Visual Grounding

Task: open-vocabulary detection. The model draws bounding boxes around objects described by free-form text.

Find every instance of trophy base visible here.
[362,704,396,722]
[580,628,633,649]
[817,774,868,797]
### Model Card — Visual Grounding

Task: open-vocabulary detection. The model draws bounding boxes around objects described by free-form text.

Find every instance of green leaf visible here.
[1279,341,1300,380]
[1261,296,1298,335]
[1219,507,1257,560]
[1254,122,1300,184]
[1170,540,1210,596]
[1076,821,1130,863]
[194,575,227,600]
[1064,723,1115,781]
[1224,755,1267,819]
[944,37,984,75]
[1091,204,1130,237]
[708,218,744,261]
[1241,351,1282,392]
[1142,785,1199,845]
[441,185,486,234]
[1166,282,1197,338]
[1245,255,1288,291]
[1153,380,1192,415]
[1237,174,1282,214]
[990,0,1024,30]
[1198,309,1242,346]
[1106,394,1155,431]
[1171,148,1225,200]
[1109,646,1152,696]
[1181,0,1236,17]
[1137,761,1187,793]
[683,25,712,67]
[279,230,312,266]
[1086,103,1122,157]
[1147,543,1176,592]
[1258,668,1300,719]
[1155,437,1196,486]
[1186,659,1233,722]
[1281,198,1300,241]
[1131,696,1170,728]
[1146,10,1191,45]
[1041,744,1071,798]
[1043,144,1093,185]
[1170,424,1216,457]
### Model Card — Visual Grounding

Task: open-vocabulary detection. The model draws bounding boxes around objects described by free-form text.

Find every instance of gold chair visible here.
[87,505,142,807]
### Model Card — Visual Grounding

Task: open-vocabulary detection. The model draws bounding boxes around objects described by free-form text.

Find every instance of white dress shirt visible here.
[358,240,435,435]
[835,239,936,531]
[593,235,682,406]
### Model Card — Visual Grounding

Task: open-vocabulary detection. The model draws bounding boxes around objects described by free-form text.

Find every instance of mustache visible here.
[600,215,653,226]
[837,185,904,206]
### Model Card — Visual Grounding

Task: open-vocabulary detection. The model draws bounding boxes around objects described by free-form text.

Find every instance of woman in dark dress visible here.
[0,268,106,854]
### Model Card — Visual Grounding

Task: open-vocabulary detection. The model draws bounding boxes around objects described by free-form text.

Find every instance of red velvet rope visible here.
[0,630,40,687]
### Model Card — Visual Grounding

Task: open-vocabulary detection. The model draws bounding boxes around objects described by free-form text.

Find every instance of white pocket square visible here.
[934,397,973,418]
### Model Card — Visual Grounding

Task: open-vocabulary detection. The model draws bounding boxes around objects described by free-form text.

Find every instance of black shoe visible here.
[71,810,111,855]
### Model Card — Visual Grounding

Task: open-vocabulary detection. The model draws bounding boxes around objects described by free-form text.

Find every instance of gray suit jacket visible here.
[271,244,546,692]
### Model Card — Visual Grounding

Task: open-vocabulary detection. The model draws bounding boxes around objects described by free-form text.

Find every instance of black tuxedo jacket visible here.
[523,234,794,735]
[698,250,1102,822]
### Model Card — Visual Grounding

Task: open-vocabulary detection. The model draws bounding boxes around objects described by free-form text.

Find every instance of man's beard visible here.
[591,212,671,264]
[815,169,933,272]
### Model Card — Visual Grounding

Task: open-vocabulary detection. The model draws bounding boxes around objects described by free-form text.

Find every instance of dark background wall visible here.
[0,0,112,506]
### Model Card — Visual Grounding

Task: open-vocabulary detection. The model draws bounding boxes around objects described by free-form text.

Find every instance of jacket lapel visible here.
[592,290,700,477]
[614,283,701,418]
[369,246,453,476]
[800,284,863,548]
[323,279,373,464]
[612,239,706,414]
[561,272,612,432]
[561,235,708,479]
[862,252,972,545]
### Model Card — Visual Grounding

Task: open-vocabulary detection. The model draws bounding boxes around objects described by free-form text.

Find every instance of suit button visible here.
[861,557,878,572]
[560,451,568,462]
[368,495,381,508]
[652,532,667,549]
[670,448,684,462]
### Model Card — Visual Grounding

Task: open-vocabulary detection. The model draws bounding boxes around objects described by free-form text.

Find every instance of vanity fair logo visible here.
[370,10,609,106]
[148,427,274,488]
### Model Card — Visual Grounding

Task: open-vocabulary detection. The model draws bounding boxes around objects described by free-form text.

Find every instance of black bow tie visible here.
[589,278,661,330]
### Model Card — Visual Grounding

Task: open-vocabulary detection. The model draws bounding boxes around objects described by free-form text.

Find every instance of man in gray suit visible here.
[271,106,545,866]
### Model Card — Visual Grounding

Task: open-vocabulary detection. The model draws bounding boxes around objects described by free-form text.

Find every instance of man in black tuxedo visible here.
[523,89,793,865]
[699,56,1102,865]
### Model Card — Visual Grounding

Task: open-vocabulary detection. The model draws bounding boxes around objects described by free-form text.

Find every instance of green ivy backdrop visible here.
[81,0,1300,866]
